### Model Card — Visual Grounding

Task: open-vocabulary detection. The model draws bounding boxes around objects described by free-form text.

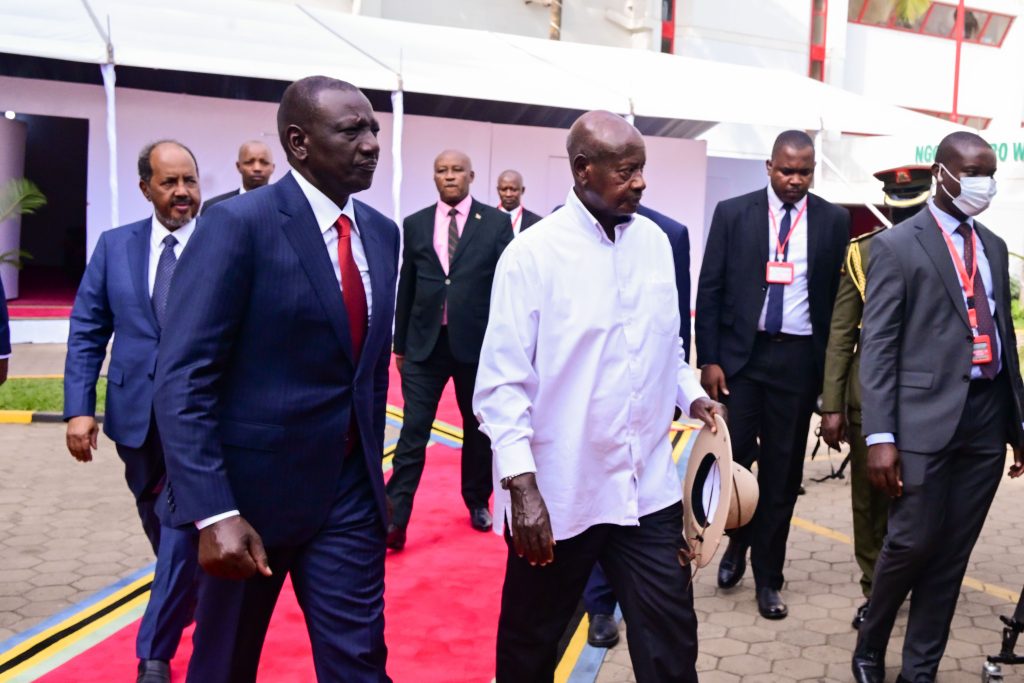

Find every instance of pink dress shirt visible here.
[433,194,473,324]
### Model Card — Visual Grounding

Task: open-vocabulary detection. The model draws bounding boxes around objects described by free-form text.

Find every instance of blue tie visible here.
[764,203,794,335]
[152,234,178,328]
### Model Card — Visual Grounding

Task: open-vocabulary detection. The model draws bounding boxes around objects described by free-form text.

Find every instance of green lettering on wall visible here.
[1015,142,1024,162]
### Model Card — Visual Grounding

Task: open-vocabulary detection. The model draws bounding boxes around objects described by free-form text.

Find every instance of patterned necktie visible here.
[447,207,460,265]
[336,215,368,361]
[151,234,179,329]
[957,223,998,379]
[764,203,794,335]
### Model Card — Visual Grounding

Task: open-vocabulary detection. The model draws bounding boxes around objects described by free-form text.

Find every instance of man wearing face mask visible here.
[852,132,1024,683]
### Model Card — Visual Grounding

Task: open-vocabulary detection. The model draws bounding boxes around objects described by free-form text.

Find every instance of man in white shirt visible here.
[64,140,201,683]
[474,111,724,683]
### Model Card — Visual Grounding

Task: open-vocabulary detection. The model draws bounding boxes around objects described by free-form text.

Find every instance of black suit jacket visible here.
[394,199,512,364]
[696,188,850,380]
[200,188,240,214]
[519,208,543,233]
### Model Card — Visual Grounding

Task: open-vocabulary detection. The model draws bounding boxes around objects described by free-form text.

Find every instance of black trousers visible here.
[857,374,1011,682]
[496,503,698,683]
[387,328,492,528]
[722,334,818,590]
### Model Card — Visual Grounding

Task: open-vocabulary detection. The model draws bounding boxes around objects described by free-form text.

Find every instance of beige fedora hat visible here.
[682,414,759,569]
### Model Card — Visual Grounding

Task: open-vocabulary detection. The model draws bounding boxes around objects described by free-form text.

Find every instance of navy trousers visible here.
[116,421,198,662]
[583,563,617,616]
[185,450,390,683]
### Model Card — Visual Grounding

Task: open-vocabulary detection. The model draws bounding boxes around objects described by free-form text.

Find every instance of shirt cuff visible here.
[494,440,537,482]
[865,433,895,446]
[195,509,240,529]
[0,354,10,360]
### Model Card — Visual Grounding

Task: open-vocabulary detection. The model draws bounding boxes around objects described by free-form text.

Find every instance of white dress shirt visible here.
[195,171,372,530]
[473,189,708,541]
[865,198,1003,447]
[499,204,525,236]
[758,186,812,335]
[148,215,196,296]
[291,170,373,320]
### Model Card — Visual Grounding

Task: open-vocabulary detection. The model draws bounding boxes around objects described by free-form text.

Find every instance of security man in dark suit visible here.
[696,130,850,619]
[200,140,275,213]
[387,150,513,550]
[852,132,1024,683]
[820,166,932,631]
[496,169,542,235]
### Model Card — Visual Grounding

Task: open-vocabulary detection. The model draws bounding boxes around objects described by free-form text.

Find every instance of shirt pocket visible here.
[643,280,678,336]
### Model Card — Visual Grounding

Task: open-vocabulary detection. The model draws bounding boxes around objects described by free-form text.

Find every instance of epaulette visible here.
[850,226,886,243]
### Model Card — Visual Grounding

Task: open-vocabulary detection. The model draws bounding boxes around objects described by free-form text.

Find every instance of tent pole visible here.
[81,0,118,230]
[819,152,892,229]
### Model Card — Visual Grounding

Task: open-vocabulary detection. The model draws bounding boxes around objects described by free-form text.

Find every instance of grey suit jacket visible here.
[860,207,1024,453]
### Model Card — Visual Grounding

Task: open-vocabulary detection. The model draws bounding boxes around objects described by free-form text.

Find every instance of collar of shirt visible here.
[927,197,975,236]
[765,184,808,214]
[150,215,196,252]
[435,193,474,226]
[564,188,635,244]
[291,170,358,238]
[238,185,247,196]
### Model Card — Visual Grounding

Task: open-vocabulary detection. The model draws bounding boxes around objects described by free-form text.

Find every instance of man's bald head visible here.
[497,169,525,211]
[236,140,275,191]
[566,110,644,165]
[935,131,992,167]
[567,111,646,228]
[434,149,475,206]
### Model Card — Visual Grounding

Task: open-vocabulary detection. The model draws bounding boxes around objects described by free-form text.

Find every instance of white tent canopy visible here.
[0,0,964,138]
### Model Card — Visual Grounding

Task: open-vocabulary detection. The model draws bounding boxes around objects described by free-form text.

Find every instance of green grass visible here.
[1013,298,1024,329]
[0,378,106,412]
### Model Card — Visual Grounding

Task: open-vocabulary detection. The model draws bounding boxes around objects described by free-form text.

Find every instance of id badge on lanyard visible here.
[766,202,806,286]
[932,208,992,367]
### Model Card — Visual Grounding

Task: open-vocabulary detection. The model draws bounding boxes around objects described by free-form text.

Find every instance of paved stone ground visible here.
[595,442,1024,683]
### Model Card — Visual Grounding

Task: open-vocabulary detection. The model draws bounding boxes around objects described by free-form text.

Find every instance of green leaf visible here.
[0,249,33,269]
[0,178,48,224]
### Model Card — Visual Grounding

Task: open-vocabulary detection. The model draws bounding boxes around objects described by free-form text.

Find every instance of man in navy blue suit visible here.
[0,273,9,385]
[154,76,399,683]
[63,140,201,683]
[581,203,692,648]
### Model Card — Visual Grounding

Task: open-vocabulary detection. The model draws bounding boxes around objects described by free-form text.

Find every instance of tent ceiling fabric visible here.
[0,0,962,138]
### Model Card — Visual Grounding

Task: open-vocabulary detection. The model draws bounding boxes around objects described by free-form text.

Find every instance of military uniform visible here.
[821,228,889,599]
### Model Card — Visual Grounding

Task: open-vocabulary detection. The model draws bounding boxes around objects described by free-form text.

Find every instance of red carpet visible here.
[38,362,504,682]
[7,267,77,318]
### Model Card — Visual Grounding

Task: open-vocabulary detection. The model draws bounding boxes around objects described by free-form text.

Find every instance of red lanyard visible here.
[930,207,980,327]
[510,205,523,231]
[768,202,807,260]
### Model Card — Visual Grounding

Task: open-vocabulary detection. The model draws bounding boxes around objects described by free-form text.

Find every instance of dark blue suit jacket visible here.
[64,218,165,447]
[637,205,691,360]
[0,275,10,356]
[154,173,400,547]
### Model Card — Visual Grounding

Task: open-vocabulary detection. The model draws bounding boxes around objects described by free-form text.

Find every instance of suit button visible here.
[445,278,451,285]
[967,335,974,342]
[963,375,970,382]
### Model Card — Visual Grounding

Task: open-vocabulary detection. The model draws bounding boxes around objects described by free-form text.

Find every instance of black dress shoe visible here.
[386,523,406,551]
[470,507,492,532]
[587,613,619,648]
[852,598,870,630]
[717,539,747,588]
[850,648,885,683]
[137,659,170,683]
[756,587,788,619]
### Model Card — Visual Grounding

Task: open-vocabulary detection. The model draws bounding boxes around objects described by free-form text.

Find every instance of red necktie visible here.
[336,215,367,362]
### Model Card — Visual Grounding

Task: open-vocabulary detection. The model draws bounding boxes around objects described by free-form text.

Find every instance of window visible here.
[911,107,992,129]
[849,0,1014,47]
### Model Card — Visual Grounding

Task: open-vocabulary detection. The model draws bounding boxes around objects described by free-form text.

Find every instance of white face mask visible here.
[938,163,997,216]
